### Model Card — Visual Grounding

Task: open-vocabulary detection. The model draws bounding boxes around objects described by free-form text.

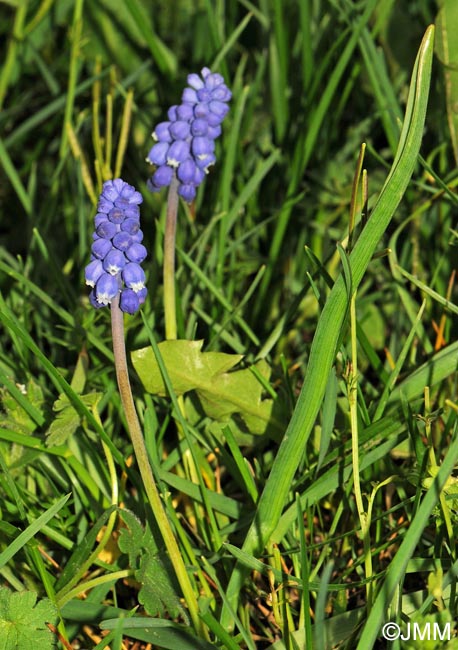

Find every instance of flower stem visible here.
[110,294,204,637]
[161,172,217,588]
[349,290,373,611]
[164,174,180,340]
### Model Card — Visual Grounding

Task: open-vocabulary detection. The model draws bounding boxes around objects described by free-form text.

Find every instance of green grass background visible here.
[1,1,458,649]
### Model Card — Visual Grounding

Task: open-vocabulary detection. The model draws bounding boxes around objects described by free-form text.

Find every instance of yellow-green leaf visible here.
[131,340,280,435]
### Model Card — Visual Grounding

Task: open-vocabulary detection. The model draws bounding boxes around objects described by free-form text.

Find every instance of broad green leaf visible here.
[135,551,184,621]
[45,407,80,447]
[132,340,242,395]
[46,349,101,446]
[131,340,279,435]
[69,350,89,393]
[117,509,156,566]
[0,588,57,650]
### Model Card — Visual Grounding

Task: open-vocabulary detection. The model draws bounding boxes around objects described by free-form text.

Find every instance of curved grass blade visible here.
[0,494,70,570]
[220,25,435,627]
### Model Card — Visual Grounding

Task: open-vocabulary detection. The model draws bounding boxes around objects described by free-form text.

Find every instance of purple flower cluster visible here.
[85,179,147,314]
[146,67,231,202]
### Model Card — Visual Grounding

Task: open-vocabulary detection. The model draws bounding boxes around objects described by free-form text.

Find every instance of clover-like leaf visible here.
[0,588,57,650]
[131,340,281,436]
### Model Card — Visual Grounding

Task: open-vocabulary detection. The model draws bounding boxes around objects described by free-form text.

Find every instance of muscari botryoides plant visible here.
[84,68,231,640]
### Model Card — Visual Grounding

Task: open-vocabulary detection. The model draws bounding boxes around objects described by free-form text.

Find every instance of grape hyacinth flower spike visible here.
[146,68,231,341]
[85,179,204,635]
[146,67,231,202]
[85,179,147,314]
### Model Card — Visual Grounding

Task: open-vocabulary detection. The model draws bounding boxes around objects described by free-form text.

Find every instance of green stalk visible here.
[110,294,205,638]
[57,569,133,608]
[59,0,84,158]
[424,388,455,561]
[348,291,373,610]
[164,174,180,340]
[0,2,27,110]
[162,175,222,548]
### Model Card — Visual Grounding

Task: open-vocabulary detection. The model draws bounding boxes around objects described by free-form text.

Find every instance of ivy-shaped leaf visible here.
[117,509,185,621]
[0,588,57,650]
[131,340,281,436]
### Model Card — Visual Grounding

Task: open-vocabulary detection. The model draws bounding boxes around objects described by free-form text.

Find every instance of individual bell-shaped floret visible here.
[94,273,119,305]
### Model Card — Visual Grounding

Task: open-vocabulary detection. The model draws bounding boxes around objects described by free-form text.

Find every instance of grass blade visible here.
[0,494,70,570]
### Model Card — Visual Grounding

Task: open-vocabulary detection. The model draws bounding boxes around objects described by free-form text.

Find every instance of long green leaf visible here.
[358,26,402,153]
[220,25,435,627]
[123,0,176,75]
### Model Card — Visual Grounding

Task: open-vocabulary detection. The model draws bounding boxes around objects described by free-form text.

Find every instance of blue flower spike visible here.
[86,179,147,313]
[147,67,231,202]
